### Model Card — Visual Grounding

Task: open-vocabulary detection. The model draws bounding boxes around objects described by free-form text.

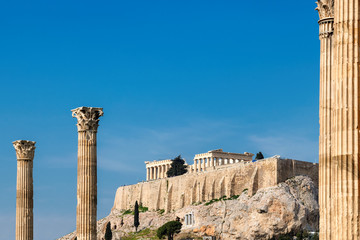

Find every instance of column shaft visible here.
[318,16,334,240]
[330,0,360,239]
[16,160,33,240]
[77,131,97,240]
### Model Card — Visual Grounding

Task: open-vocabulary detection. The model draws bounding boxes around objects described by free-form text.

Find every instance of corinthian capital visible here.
[13,140,36,160]
[316,0,334,19]
[72,106,104,132]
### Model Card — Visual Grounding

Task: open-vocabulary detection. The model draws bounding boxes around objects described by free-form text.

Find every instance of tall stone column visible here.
[72,107,103,240]
[316,1,334,239]
[146,168,149,181]
[13,140,36,240]
[317,0,360,239]
[194,159,198,172]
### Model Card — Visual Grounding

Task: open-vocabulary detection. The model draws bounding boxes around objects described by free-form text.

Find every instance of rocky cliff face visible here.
[58,175,319,240]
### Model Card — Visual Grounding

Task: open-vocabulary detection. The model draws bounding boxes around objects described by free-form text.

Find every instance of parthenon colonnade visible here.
[192,149,253,173]
[72,107,103,240]
[13,140,36,240]
[145,159,172,180]
[316,0,360,239]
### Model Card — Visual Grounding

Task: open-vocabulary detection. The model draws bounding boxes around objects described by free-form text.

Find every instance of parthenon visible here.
[191,149,253,172]
[145,149,253,181]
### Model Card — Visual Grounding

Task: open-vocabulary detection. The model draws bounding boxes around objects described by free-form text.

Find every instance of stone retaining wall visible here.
[112,157,318,212]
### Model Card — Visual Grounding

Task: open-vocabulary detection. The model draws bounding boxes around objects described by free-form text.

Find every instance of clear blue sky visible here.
[0,1,320,239]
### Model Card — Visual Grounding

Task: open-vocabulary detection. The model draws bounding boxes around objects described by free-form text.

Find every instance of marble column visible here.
[317,0,360,238]
[316,1,334,239]
[13,140,36,240]
[146,168,149,181]
[72,107,103,240]
[194,159,198,172]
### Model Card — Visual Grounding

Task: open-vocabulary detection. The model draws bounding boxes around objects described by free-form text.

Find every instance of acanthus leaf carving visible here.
[13,140,36,160]
[316,0,334,19]
[72,106,104,132]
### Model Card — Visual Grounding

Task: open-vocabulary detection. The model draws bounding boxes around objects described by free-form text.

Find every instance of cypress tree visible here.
[255,152,264,160]
[167,155,188,177]
[104,222,112,240]
[134,201,140,232]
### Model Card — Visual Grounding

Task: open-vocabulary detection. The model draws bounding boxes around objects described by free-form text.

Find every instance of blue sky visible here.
[0,1,320,239]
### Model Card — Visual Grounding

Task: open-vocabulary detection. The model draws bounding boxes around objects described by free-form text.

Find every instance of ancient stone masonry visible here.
[114,157,318,213]
[72,107,103,240]
[145,159,172,180]
[316,1,334,239]
[316,0,360,239]
[13,140,36,240]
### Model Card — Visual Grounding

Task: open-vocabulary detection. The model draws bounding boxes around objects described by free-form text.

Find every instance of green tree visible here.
[167,155,188,177]
[157,221,182,240]
[134,201,140,232]
[255,152,264,160]
[104,222,112,240]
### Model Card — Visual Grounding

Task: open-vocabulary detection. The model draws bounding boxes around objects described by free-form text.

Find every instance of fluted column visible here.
[72,107,103,240]
[13,140,36,240]
[146,168,149,181]
[316,2,334,239]
[194,159,197,172]
[317,0,360,238]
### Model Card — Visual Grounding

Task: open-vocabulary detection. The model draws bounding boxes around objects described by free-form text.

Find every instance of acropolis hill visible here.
[113,149,318,213]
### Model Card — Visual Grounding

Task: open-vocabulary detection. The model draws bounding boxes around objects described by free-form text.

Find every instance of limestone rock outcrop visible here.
[58,175,319,240]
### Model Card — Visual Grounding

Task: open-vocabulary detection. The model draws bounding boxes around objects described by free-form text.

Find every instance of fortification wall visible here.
[112,158,318,212]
